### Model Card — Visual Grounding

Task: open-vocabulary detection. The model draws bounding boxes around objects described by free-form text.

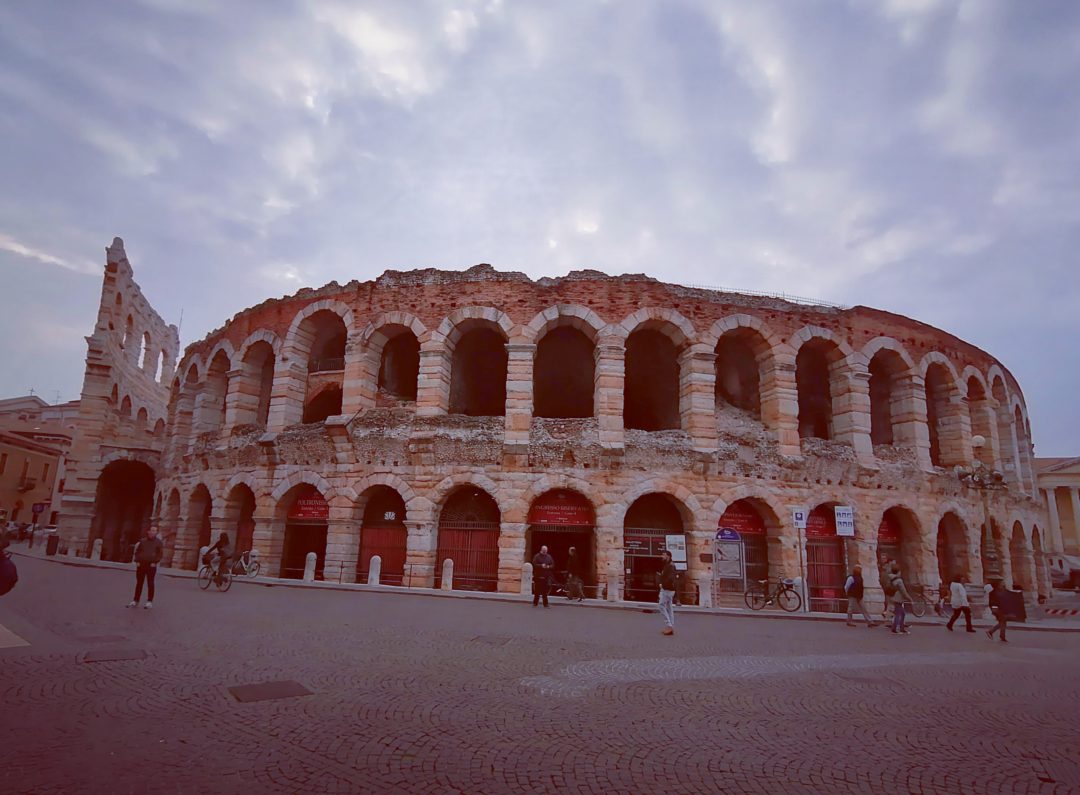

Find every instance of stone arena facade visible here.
[64,242,1052,614]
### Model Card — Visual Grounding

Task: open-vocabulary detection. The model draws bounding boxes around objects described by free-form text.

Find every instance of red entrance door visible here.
[435,522,500,592]
[359,525,407,586]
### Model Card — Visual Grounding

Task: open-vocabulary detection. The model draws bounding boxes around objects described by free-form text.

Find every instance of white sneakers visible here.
[144,602,152,609]
[127,601,137,608]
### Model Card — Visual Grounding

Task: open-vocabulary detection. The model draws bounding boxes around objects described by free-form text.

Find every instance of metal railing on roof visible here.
[680,283,846,309]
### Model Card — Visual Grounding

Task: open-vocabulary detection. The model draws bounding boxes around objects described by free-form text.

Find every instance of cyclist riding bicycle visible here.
[204,532,233,583]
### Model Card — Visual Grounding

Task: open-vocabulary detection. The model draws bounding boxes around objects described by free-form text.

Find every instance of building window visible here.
[42,462,50,482]
[20,459,29,479]
[0,452,6,474]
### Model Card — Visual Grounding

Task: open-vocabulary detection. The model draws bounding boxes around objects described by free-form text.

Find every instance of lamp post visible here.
[955,435,1007,581]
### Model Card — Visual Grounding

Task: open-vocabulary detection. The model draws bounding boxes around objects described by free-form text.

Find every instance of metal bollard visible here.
[441,558,454,591]
[367,555,382,585]
[92,538,103,560]
[521,562,533,597]
[303,551,317,582]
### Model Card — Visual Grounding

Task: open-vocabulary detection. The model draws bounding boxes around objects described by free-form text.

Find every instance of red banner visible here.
[805,505,837,538]
[718,500,766,535]
[528,489,594,526]
[289,486,329,522]
[877,513,901,544]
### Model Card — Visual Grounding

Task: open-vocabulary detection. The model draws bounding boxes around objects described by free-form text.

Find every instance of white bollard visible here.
[92,538,103,560]
[303,551,317,582]
[367,555,382,586]
[441,558,454,591]
[521,562,534,597]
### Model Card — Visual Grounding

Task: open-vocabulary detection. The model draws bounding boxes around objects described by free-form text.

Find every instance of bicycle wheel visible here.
[248,561,260,578]
[197,566,212,590]
[909,596,927,618]
[778,587,802,612]
[744,584,767,610]
[215,571,233,592]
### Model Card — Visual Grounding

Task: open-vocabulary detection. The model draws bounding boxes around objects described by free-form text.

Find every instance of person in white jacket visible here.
[945,575,975,632]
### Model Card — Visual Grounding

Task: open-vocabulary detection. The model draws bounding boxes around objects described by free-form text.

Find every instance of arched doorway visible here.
[91,460,155,561]
[796,340,844,441]
[876,507,922,584]
[436,487,500,591]
[188,484,213,556]
[279,485,329,580]
[805,503,849,613]
[534,328,595,418]
[357,487,407,586]
[224,484,257,554]
[936,512,967,583]
[715,499,771,588]
[623,493,686,603]
[527,489,596,597]
[449,326,508,416]
[624,329,681,431]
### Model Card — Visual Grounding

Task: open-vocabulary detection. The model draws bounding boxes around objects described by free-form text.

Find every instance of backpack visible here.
[0,552,17,596]
[883,578,897,598]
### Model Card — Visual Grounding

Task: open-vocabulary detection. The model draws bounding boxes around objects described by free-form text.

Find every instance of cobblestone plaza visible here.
[2,556,1079,794]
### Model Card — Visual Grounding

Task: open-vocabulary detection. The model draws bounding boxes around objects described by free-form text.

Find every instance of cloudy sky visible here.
[1,0,1077,454]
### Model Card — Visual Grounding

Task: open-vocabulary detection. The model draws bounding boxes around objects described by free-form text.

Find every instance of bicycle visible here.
[197,555,233,592]
[231,550,261,578]
[744,577,803,612]
[908,585,945,618]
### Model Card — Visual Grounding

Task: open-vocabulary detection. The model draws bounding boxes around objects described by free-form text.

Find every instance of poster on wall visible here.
[834,506,855,537]
[713,535,744,580]
[665,534,688,571]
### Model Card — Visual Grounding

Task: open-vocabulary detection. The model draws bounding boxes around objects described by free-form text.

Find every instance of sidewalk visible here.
[12,544,1080,633]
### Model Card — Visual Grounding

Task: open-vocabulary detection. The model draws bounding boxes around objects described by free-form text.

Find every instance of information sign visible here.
[665,534,687,571]
[834,506,855,537]
[792,509,808,530]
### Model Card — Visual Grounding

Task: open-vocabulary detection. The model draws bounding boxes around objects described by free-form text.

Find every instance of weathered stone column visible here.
[251,500,282,577]
[832,363,875,465]
[678,344,718,453]
[324,497,360,583]
[504,344,535,457]
[267,360,307,431]
[415,340,450,417]
[1045,489,1065,553]
[594,338,625,450]
[892,374,933,471]
[222,367,248,433]
[498,521,527,593]
[404,519,436,588]
[341,334,370,418]
[594,509,624,601]
[760,352,800,456]
[941,394,974,467]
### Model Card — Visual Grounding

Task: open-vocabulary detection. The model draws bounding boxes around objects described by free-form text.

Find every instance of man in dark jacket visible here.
[565,546,584,602]
[128,527,164,609]
[844,565,877,627]
[658,550,677,635]
[532,545,554,608]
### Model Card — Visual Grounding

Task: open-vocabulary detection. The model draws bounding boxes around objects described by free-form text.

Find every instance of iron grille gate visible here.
[358,524,408,586]
[436,520,500,592]
[807,538,847,613]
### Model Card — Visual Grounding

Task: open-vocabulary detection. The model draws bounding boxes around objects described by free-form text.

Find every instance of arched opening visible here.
[172,365,200,450]
[304,311,347,373]
[527,489,596,596]
[357,486,407,586]
[796,339,843,441]
[714,498,780,602]
[990,377,1017,487]
[436,487,501,591]
[140,332,153,370]
[238,341,275,428]
[90,460,155,561]
[534,327,595,418]
[925,363,961,467]
[224,484,257,555]
[715,331,763,418]
[936,512,967,584]
[123,315,135,350]
[377,329,420,403]
[136,407,149,433]
[1009,522,1032,592]
[967,378,995,468]
[110,384,119,405]
[302,383,342,424]
[187,484,213,556]
[153,419,166,437]
[449,325,508,416]
[868,350,908,446]
[120,396,133,419]
[624,493,686,602]
[158,350,169,383]
[876,507,922,585]
[805,503,850,612]
[280,484,329,580]
[625,329,680,431]
[201,349,231,433]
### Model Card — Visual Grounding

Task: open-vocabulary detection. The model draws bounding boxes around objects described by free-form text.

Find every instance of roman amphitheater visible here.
[60,239,1050,614]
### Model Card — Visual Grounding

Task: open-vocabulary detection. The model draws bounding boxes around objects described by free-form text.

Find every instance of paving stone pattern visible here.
[1,557,1079,794]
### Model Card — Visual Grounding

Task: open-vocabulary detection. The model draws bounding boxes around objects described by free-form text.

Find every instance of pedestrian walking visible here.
[844,565,878,627]
[127,526,163,609]
[986,580,1010,643]
[878,556,895,621]
[945,575,975,632]
[658,550,677,636]
[532,545,554,608]
[565,546,585,602]
[888,565,912,635]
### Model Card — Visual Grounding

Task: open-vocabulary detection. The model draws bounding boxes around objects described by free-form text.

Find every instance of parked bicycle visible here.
[197,553,233,592]
[744,577,803,612]
[908,584,946,618]
[231,550,261,578]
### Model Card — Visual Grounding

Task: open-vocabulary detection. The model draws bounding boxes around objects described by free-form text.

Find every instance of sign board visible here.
[718,502,766,535]
[834,506,855,537]
[716,527,741,542]
[665,534,688,571]
[32,502,48,515]
[877,512,901,545]
[792,509,808,530]
[527,489,594,526]
[288,487,329,522]
[713,538,744,579]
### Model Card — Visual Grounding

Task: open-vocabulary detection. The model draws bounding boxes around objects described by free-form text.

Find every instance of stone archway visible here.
[91,460,156,561]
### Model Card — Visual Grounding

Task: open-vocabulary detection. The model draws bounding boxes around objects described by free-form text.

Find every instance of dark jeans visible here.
[134,563,156,602]
[533,578,550,607]
[989,614,1008,640]
[947,606,973,631]
[891,601,906,632]
[567,574,584,600]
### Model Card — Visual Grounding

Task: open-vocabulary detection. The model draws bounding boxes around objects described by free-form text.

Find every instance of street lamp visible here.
[954,435,1007,580]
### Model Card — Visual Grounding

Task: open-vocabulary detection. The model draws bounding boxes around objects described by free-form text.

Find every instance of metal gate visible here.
[806,538,847,613]
[435,520,500,592]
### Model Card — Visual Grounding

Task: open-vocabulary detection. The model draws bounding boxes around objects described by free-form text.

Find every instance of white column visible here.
[1045,488,1065,553]
[1070,488,1080,553]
